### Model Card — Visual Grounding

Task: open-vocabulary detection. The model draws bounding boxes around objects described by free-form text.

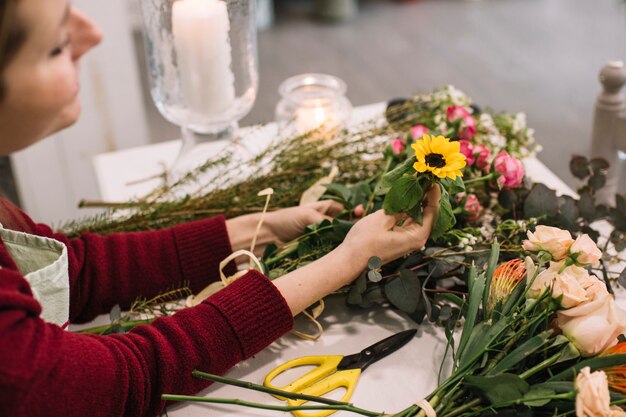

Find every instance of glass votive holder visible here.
[275,73,353,137]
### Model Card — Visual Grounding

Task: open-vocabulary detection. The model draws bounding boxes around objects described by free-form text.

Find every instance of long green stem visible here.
[162,394,382,417]
[463,173,496,187]
[264,224,337,267]
[442,398,481,417]
[75,318,153,334]
[519,351,562,380]
[192,370,347,406]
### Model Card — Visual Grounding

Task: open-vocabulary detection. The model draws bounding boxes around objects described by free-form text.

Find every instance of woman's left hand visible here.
[226,201,355,255]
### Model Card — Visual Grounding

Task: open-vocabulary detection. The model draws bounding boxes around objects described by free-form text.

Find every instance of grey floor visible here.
[142,0,626,192]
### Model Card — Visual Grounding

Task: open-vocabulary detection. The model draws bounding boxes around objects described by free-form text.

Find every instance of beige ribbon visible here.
[416,399,437,417]
[291,299,325,341]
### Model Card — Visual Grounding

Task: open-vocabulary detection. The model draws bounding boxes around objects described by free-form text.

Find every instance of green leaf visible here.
[578,190,596,222]
[378,156,416,195]
[524,183,559,218]
[482,241,500,316]
[465,374,530,405]
[347,274,367,306]
[367,270,383,283]
[431,188,455,240]
[589,173,607,191]
[488,331,553,375]
[570,156,590,179]
[498,189,518,209]
[590,157,610,173]
[456,266,484,362]
[555,342,580,365]
[382,174,423,214]
[548,353,626,381]
[522,387,556,407]
[441,176,466,194]
[558,195,580,232]
[460,319,509,368]
[367,256,383,270]
[324,183,352,202]
[385,269,421,313]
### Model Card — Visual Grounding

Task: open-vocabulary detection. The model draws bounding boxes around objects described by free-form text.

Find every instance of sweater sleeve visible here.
[0,267,293,417]
[34,216,238,323]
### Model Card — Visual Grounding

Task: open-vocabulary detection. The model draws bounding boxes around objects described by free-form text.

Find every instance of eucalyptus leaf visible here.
[367,270,383,283]
[570,156,590,179]
[109,304,122,322]
[589,173,607,191]
[385,269,421,313]
[578,190,596,222]
[524,183,559,219]
[590,157,610,173]
[617,194,626,214]
[558,195,580,232]
[367,256,383,270]
[619,267,626,289]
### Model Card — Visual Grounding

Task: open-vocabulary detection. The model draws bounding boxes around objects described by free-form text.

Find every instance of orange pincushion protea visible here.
[487,259,526,315]
[601,342,626,394]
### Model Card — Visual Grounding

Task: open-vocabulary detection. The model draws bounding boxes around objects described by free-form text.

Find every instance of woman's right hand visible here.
[338,185,441,266]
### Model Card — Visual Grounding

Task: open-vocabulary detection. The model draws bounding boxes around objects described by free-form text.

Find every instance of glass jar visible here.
[138,0,258,177]
[275,73,353,137]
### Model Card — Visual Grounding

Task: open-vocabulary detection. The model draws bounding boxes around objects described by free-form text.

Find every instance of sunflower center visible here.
[425,153,446,168]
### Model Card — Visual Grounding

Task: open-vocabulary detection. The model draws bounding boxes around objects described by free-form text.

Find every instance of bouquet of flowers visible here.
[165,228,626,417]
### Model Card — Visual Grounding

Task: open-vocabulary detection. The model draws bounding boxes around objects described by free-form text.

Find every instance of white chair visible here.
[591,61,626,205]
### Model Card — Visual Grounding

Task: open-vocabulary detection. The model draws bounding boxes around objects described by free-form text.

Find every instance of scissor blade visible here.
[337,329,417,372]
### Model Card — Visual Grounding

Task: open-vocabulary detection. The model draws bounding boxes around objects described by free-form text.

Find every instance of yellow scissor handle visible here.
[264,355,344,400]
[288,369,361,417]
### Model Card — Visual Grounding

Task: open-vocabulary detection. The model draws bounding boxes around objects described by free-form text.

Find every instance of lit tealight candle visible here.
[172,0,236,117]
[295,99,336,134]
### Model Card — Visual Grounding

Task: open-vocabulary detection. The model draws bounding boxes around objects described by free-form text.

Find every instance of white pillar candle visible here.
[172,0,236,118]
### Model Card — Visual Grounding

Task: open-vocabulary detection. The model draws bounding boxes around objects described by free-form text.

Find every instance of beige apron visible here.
[0,226,70,327]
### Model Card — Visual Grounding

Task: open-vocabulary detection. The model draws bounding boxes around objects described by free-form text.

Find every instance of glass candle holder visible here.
[138,0,258,178]
[275,73,353,138]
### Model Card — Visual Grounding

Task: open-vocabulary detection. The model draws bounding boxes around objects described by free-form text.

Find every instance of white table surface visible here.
[92,104,580,417]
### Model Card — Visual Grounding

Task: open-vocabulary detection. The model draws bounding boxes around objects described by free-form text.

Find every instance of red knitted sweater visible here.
[0,198,294,417]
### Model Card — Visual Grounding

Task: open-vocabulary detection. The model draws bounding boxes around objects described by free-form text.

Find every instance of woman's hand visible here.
[226,200,347,255]
[273,185,441,316]
[339,184,441,266]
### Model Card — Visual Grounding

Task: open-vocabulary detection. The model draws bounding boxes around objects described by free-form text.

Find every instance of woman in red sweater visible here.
[0,1,440,416]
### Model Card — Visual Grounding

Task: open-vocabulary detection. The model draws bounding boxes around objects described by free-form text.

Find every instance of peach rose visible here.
[570,234,602,267]
[528,262,597,308]
[558,289,626,357]
[575,367,611,417]
[523,226,574,261]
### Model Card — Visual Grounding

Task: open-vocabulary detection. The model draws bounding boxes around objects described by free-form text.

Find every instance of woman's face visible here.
[0,0,102,154]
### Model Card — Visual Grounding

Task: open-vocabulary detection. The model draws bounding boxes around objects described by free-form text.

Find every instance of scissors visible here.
[263,329,417,417]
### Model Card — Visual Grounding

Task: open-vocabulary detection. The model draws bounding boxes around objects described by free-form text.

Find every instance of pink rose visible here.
[390,138,405,155]
[493,150,524,189]
[570,234,602,267]
[410,125,429,140]
[463,194,481,221]
[523,225,574,261]
[527,261,602,309]
[474,144,491,172]
[459,140,475,165]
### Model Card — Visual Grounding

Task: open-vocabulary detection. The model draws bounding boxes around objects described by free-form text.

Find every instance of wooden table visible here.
[92,103,580,417]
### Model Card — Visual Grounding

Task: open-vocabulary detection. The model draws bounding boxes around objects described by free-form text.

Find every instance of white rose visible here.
[523,226,574,261]
[575,367,611,417]
[558,290,626,357]
[570,234,602,267]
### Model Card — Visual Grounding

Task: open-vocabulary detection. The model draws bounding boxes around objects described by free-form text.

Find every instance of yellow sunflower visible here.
[411,134,467,179]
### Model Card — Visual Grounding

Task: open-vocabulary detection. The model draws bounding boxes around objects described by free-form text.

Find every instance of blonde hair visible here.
[0,0,26,99]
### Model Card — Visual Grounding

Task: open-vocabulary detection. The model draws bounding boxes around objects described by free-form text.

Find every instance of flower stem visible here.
[519,351,562,380]
[463,173,496,187]
[161,394,383,417]
[441,398,481,417]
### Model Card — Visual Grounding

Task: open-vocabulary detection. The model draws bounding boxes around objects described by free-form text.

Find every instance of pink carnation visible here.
[390,138,405,155]
[463,194,482,221]
[447,106,477,140]
[410,125,429,140]
[459,140,476,165]
[494,150,525,189]
[474,144,491,172]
